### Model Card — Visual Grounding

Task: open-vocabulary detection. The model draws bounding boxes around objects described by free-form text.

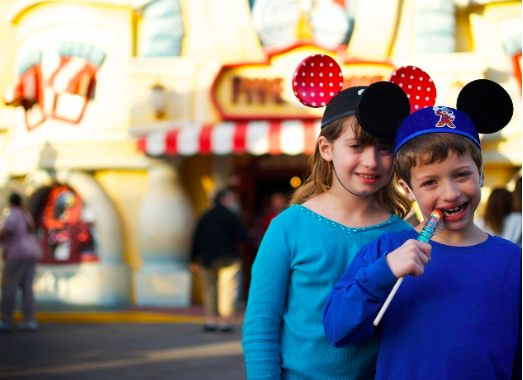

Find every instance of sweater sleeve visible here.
[242,217,291,380]
[322,236,400,347]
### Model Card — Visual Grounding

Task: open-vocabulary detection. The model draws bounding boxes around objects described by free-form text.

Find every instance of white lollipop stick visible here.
[373,209,443,326]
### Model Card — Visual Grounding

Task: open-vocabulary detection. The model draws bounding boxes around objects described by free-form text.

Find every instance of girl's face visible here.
[319,119,394,198]
[399,151,483,238]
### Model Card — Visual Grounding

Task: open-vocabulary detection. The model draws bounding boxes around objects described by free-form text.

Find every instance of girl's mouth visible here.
[357,173,379,184]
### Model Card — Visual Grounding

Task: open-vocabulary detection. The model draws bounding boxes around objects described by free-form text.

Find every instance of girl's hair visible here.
[291,116,411,218]
[483,187,514,234]
[395,133,483,187]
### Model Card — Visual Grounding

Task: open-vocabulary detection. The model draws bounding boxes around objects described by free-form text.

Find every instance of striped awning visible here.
[137,120,321,156]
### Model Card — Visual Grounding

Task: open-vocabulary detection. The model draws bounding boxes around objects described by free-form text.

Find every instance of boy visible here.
[322,80,521,380]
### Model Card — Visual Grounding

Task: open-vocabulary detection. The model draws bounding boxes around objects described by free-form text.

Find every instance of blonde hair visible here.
[291,116,411,218]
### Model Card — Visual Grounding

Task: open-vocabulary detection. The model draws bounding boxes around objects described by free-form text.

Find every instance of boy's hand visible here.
[385,239,432,278]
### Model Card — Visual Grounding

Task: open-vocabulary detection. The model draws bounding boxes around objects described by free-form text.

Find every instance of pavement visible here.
[0,304,247,380]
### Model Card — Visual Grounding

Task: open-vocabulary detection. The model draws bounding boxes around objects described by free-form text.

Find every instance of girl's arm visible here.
[242,221,291,380]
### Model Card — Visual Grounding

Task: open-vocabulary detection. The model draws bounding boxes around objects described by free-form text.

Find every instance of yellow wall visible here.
[94,169,148,302]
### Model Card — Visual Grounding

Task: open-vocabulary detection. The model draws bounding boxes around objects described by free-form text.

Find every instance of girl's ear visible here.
[318,136,332,162]
[398,178,416,202]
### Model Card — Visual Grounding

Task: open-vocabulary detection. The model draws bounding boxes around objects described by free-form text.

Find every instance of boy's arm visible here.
[323,237,432,348]
[323,249,398,347]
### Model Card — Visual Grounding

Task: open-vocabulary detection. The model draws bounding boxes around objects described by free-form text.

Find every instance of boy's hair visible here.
[395,133,483,187]
[291,116,411,218]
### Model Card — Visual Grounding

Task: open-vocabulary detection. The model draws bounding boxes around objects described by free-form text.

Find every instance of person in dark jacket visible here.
[190,187,250,332]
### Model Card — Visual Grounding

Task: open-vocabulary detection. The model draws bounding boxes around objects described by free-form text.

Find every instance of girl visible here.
[242,85,413,380]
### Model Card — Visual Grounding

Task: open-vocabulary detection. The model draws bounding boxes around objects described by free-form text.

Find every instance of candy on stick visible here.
[373,209,443,326]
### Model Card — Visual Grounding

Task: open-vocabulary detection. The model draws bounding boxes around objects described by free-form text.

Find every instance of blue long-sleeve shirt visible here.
[242,205,412,380]
[323,230,522,380]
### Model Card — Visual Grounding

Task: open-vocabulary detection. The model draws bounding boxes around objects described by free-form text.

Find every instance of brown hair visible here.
[513,177,522,212]
[291,116,411,218]
[483,187,514,234]
[395,133,483,187]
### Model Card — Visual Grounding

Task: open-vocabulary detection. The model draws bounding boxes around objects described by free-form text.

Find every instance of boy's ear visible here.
[398,178,416,202]
[479,170,484,187]
[318,136,332,162]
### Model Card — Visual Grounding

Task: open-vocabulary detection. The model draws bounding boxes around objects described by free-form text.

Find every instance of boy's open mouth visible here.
[441,202,467,217]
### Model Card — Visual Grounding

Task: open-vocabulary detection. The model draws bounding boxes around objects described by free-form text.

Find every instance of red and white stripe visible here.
[137,120,321,156]
[3,65,41,106]
[49,57,97,97]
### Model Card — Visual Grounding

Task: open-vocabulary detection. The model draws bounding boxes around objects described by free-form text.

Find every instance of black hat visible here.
[321,86,366,127]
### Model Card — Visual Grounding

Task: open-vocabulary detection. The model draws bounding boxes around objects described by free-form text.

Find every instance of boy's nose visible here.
[442,181,461,200]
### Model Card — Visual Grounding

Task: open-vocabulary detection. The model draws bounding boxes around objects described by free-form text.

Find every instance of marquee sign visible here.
[211,46,396,121]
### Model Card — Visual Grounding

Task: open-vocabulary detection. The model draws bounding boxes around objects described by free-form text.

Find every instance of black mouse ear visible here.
[356,81,410,139]
[456,79,513,134]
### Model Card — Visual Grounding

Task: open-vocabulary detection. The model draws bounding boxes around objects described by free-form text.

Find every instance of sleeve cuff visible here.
[362,254,398,298]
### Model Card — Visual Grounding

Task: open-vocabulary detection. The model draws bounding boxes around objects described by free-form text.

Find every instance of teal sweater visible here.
[242,204,413,380]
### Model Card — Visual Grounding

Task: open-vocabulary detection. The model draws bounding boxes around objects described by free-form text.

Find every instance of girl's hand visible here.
[385,239,432,278]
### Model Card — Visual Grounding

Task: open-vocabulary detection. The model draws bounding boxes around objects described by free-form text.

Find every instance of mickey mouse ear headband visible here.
[393,78,514,155]
[293,56,434,140]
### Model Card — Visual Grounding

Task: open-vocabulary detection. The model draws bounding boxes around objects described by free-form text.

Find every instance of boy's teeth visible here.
[442,205,464,215]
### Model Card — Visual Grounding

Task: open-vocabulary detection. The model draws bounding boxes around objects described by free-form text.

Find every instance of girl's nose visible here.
[361,147,379,168]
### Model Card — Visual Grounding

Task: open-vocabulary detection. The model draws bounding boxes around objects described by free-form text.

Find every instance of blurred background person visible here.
[0,193,40,331]
[513,176,521,215]
[190,187,250,332]
[477,186,522,245]
[251,191,288,252]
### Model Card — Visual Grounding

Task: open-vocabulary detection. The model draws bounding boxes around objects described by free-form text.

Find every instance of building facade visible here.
[0,0,520,306]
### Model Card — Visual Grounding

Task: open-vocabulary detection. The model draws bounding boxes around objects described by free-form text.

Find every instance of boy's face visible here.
[399,151,483,237]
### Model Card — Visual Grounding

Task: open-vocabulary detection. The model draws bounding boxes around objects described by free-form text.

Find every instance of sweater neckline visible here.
[294,204,399,234]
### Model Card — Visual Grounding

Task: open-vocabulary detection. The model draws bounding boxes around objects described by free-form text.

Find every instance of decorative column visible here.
[135,160,194,306]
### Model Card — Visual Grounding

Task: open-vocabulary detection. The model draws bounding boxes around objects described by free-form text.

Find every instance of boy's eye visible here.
[456,171,472,179]
[349,144,363,150]
[421,180,436,187]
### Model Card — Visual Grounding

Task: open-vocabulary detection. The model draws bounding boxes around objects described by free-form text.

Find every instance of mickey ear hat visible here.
[393,79,514,155]
[293,54,410,139]
[321,82,411,140]
[321,86,366,127]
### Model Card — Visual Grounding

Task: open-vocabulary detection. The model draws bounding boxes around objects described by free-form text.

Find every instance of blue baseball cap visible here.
[394,106,479,155]
[393,79,514,156]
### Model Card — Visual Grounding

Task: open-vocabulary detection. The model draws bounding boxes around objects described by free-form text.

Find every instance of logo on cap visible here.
[434,106,456,129]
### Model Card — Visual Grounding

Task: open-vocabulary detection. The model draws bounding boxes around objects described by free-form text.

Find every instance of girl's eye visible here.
[349,144,363,150]
[378,146,393,154]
